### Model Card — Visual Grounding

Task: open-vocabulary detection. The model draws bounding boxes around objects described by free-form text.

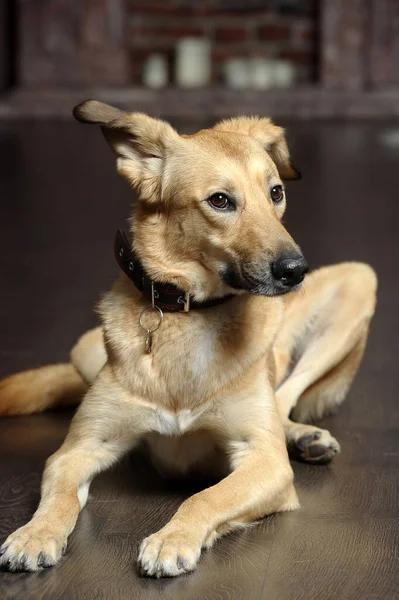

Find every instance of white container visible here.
[273,60,295,88]
[142,54,168,88]
[249,57,276,89]
[224,58,250,89]
[175,38,212,88]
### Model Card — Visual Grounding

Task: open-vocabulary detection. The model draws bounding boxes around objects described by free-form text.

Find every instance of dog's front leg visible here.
[0,365,148,572]
[138,393,298,578]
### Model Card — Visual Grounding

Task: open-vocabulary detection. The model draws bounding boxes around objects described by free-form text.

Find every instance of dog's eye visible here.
[270,185,284,204]
[208,193,233,210]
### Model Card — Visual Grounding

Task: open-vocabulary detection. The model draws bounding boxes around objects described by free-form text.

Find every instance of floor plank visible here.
[0,119,398,599]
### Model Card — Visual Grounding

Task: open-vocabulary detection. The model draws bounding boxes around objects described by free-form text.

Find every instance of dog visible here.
[0,102,377,577]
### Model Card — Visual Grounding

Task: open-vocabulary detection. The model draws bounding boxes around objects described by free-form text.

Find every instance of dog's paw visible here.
[287,425,340,465]
[0,522,67,572]
[138,526,201,578]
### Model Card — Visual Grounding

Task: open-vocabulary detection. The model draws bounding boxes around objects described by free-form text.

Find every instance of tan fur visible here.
[0,103,377,576]
[0,364,86,415]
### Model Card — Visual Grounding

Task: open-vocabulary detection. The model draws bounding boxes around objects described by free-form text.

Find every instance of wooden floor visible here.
[0,119,398,600]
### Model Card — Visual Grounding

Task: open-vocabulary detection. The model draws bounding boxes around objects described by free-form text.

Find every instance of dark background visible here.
[1,0,399,118]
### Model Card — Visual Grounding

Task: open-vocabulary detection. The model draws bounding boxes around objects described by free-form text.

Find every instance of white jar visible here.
[249,57,276,89]
[273,60,295,88]
[142,54,168,88]
[175,38,212,88]
[224,58,250,89]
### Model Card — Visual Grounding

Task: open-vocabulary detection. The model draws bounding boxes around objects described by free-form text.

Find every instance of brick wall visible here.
[14,0,317,88]
[126,0,318,84]
[5,0,399,118]
[18,0,129,87]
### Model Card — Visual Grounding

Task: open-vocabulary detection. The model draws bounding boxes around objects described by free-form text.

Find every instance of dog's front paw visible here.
[138,526,201,578]
[0,522,67,572]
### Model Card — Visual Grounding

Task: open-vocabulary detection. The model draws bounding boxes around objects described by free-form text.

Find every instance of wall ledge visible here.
[1,86,399,120]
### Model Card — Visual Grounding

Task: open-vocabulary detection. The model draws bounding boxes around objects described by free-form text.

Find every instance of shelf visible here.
[1,86,399,120]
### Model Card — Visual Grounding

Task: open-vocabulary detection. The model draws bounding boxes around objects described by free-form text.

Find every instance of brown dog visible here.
[0,102,377,576]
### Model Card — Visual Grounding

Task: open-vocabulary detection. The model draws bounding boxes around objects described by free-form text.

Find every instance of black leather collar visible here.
[114,229,234,312]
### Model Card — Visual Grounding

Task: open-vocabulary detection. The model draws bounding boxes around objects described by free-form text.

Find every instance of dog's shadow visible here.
[69,447,222,577]
[93,445,219,500]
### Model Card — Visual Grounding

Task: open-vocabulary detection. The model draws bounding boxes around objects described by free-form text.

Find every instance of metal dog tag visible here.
[139,305,163,355]
[145,330,152,354]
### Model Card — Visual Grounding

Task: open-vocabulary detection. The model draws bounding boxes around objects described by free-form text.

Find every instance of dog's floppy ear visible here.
[73,100,181,198]
[214,116,301,181]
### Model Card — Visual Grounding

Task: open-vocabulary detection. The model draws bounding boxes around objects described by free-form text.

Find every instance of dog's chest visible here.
[140,322,221,398]
[152,406,206,435]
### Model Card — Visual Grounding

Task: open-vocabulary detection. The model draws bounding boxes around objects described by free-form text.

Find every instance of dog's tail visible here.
[0,327,107,416]
[0,364,87,416]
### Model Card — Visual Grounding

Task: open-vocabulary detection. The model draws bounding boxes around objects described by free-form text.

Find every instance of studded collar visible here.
[114,229,234,312]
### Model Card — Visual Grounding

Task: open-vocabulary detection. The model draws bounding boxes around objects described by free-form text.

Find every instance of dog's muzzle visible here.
[222,251,309,297]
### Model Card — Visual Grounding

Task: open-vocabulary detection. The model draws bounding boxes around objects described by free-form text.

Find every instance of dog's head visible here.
[74,100,308,301]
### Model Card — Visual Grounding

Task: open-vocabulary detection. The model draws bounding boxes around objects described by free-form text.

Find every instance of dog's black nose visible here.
[272,253,309,287]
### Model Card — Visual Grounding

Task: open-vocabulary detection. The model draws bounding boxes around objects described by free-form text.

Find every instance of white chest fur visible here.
[153,406,207,436]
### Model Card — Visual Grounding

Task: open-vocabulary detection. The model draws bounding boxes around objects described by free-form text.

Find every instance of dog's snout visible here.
[272,252,309,287]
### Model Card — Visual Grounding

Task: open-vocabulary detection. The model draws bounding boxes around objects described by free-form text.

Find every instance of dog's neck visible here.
[114,229,234,312]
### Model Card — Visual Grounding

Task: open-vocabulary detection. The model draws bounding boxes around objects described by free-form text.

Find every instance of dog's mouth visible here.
[221,264,303,297]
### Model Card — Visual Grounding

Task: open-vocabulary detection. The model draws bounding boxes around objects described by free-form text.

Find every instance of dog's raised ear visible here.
[214,116,301,181]
[73,99,124,124]
[73,100,181,198]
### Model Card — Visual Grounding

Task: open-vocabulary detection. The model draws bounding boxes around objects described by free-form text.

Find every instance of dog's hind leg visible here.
[290,331,368,424]
[0,327,106,416]
[274,262,377,463]
[69,327,107,385]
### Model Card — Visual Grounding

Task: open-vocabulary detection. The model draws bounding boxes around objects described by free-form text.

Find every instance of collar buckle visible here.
[177,292,190,312]
[151,282,159,308]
